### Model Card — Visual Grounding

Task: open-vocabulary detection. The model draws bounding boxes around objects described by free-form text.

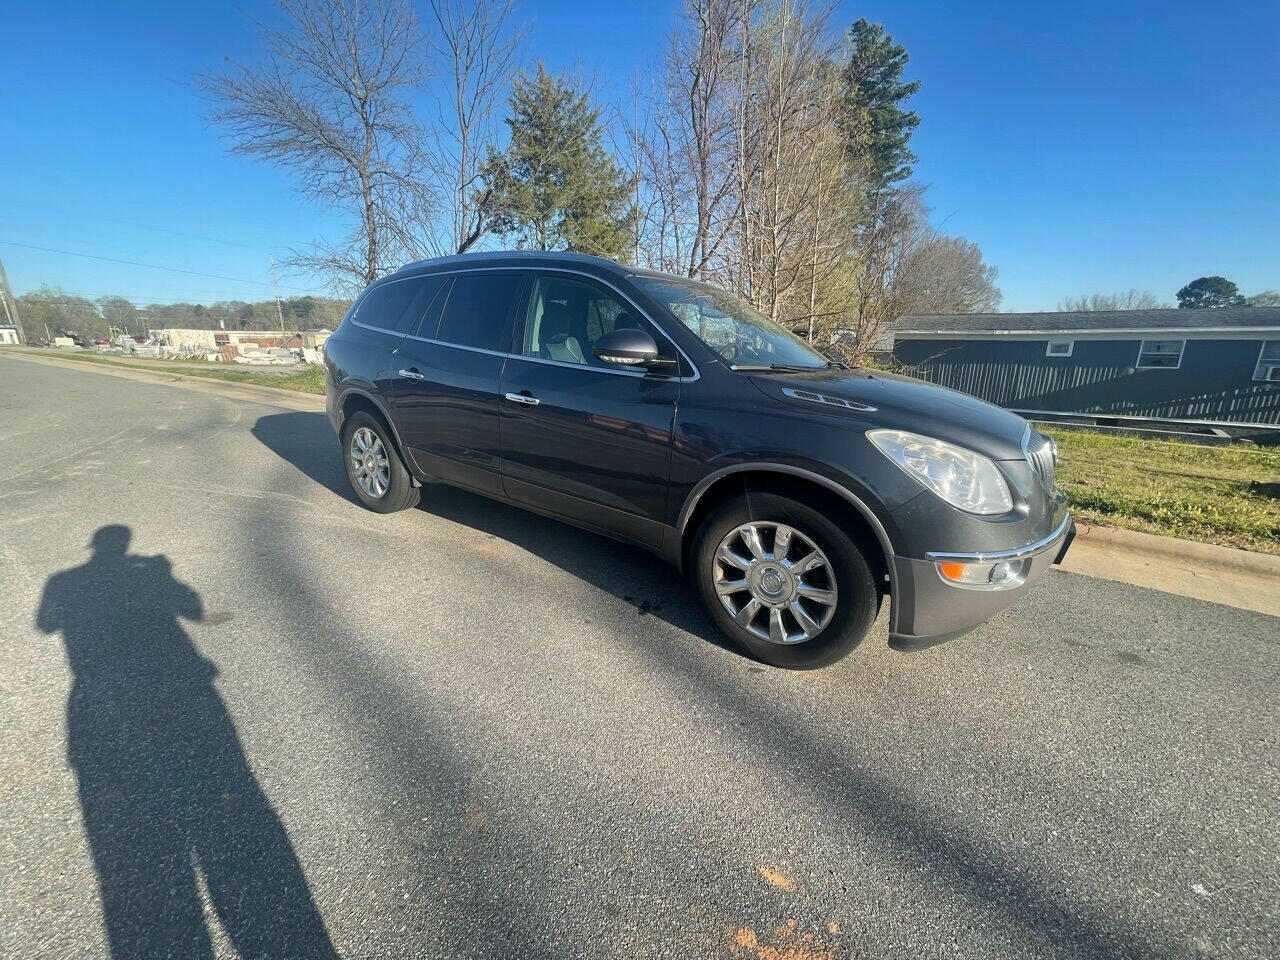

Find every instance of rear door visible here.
[390,271,527,497]
[343,273,445,400]
[498,272,679,548]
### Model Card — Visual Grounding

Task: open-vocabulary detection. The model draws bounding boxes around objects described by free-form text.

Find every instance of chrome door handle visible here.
[398,368,425,381]
[504,392,540,406]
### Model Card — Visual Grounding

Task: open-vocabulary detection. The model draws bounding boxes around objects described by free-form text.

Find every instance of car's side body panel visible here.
[498,356,679,549]
[391,336,510,497]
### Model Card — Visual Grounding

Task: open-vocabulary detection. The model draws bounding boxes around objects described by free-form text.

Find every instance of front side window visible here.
[519,274,654,369]
[355,275,445,335]
[432,272,524,351]
[636,276,828,370]
[1253,340,1280,381]
[1136,339,1184,369]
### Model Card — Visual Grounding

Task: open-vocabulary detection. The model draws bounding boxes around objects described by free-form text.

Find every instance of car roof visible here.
[391,250,715,287]
[394,250,634,278]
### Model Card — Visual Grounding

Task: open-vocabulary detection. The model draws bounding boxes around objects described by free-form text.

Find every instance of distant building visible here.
[892,307,1280,425]
[152,328,333,353]
[0,325,18,345]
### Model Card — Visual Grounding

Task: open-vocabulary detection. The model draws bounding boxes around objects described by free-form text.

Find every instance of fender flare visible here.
[676,462,900,630]
[335,385,418,482]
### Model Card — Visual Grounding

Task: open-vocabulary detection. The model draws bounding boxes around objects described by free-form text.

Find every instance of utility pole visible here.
[0,258,27,344]
[271,256,285,336]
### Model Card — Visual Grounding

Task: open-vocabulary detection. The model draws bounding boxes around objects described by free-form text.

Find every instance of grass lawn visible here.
[3,347,326,394]
[1040,426,1280,555]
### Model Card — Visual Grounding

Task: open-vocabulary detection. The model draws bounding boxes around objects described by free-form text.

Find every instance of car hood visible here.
[747,366,1030,460]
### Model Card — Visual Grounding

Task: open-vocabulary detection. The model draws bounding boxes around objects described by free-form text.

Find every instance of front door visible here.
[498,273,679,548]
[391,271,527,497]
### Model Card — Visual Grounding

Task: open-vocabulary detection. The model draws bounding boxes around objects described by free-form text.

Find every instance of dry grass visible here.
[1041,425,1280,555]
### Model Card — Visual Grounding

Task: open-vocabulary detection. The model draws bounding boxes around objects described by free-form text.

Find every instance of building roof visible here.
[896,306,1280,335]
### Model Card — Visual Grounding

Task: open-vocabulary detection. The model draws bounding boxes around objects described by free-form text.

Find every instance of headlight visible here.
[867,429,1013,515]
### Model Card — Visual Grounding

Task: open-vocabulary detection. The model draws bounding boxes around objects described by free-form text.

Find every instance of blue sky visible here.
[2,0,1276,311]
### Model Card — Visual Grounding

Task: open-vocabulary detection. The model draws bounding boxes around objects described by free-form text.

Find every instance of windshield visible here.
[636,276,828,369]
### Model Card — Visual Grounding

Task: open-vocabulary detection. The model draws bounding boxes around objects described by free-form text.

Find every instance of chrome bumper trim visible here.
[925,513,1073,564]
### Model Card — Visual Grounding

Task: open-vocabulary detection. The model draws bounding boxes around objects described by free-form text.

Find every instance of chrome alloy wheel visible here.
[350,426,391,499]
[712,522,837,644]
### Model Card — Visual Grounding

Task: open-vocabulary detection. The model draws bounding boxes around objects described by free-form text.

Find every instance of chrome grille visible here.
[1025,431,1058,493]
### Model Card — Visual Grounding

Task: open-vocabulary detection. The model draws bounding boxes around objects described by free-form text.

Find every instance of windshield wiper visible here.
[729,362,831,373]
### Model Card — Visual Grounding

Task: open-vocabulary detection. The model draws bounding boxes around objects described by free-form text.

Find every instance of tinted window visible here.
[519,274,655,369]
[355,275,445,335]
[433,272,524,351]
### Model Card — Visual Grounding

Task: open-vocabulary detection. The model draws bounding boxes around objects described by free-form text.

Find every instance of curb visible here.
[1069,522,1280,578]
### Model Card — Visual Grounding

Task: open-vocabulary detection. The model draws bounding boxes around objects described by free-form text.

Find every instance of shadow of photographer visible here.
[36,525,336,960]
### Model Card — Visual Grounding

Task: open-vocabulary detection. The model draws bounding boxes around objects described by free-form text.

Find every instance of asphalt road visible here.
[1,354,1277,960]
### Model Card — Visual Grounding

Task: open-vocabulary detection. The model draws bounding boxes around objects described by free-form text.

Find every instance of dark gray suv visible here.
[325,252,1073,668]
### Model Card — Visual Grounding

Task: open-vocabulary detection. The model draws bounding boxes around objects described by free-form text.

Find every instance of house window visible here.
[1254,340,1280,382]
[1136,339,1184,369]
[1045,340,1073,357]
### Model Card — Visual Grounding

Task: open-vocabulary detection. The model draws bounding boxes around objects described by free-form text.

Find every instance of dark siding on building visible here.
[893,336,1280,425]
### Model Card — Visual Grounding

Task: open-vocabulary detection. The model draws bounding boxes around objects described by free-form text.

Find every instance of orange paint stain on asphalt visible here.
[758,866,795,891]
[728,921,841,960]
[734,928,760,950]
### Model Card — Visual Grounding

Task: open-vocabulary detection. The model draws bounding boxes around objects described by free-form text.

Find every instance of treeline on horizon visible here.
[15,288,351,342]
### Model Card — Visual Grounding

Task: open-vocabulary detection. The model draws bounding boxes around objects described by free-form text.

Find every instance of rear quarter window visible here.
[355,275,446,335]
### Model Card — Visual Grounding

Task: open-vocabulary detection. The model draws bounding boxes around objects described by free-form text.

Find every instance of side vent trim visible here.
[781,387,877,413]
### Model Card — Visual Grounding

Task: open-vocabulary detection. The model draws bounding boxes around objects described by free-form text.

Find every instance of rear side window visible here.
[355,275,446,335]
[432,272,524,351]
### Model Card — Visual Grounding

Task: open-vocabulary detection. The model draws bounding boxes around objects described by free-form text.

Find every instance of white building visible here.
[153,328,332,353]
[0,325,19,345]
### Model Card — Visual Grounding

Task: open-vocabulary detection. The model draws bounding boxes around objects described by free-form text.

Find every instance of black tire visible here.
[692,493,880,669]
[340,411,420,513]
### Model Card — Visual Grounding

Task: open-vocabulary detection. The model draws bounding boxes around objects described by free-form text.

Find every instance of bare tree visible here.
[896,234,1001,315]
[740,1,845,326]
[425,0,524,255]
[1057,290,1169,311]
[637,0,849,332]
[203,0,428,291]
[636,0,743,279]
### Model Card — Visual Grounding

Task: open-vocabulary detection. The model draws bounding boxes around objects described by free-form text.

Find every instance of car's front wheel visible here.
[693,493,880,669]
[341,411,420,513]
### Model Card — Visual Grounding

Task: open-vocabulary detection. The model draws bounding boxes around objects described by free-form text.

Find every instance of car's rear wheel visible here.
[341,411,419,513]
[693,493,879,669]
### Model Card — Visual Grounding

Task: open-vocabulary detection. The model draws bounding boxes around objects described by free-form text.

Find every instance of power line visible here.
[20,208,275,251]
[18,293,350,308]
[18,289,343,305]
[0,240,318,293]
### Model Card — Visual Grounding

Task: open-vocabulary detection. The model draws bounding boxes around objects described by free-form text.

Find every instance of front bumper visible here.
[888,514,1075,650]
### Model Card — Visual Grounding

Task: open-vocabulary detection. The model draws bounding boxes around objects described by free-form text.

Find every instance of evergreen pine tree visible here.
[840,19,921,195]
[483,65,635,260]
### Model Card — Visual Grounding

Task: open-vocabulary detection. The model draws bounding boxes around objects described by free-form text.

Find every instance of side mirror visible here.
[592,328,676,370]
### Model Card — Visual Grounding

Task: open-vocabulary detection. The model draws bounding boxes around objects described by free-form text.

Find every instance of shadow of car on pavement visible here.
[250,410,737,655]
